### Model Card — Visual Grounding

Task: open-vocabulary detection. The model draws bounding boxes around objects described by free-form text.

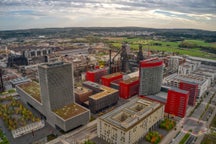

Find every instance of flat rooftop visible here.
[18,81,41,103]
[164,73,206,85]
[100,97,162,130]
[111,78,123,85]
[144,91,168,103]
[10,77,31,85]
[54,103,88,120]
[121,76,139,84]
[90,85,118,100]
[102,72,122,79]
[39,62,69,68]
[74,87,92,95]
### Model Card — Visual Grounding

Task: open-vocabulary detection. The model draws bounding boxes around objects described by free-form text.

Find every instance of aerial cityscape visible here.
[0,0,216,144]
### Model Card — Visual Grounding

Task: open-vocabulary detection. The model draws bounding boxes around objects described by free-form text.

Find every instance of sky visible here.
[0,0,216,31]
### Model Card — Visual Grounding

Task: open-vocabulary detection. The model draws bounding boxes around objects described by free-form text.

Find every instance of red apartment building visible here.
[165,88,189,118]
[179,81,198,106]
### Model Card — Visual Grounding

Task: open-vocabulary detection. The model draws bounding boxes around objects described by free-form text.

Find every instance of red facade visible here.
[86,68,108,83]
[101,72,123,87]
[140,57,163,68]
[119,77,139,99]
[165,89,189,118]
[179,81,198,106]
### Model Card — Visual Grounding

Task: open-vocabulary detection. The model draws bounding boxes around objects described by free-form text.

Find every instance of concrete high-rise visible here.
[38,62,74,110]
[139,58,163,95]
[16,62,90,132]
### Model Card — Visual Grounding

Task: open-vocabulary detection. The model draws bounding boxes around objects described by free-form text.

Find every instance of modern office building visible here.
[83,81,119,113]
[165,88,189,118]
[97,97,164,144]
[38,62,75,109]
[179,81,198,106]
[16,62,90,132]
[139,58,163,95]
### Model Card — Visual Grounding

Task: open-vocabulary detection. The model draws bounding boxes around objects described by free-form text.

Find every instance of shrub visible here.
[145,131,162,144]
[159,118,176,130]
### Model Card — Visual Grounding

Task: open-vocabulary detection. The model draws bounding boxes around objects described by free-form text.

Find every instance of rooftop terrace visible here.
[18,81,41,103]
[54,103,87,120]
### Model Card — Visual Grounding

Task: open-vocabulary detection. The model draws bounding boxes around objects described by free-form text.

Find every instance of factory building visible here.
[165,88,189,118]
[83,81,119,113]
[101,72,123,87]
[97,97,164,144]
[139,58,163,95]
[16,62,90,132]
[179,81,198,106]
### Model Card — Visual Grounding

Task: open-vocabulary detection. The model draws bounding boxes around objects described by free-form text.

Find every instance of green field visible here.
[104,37,216,60]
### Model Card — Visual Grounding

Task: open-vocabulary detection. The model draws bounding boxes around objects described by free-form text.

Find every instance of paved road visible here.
[47,120,97,144]
[169,131,185,144]
[182,118,207,136]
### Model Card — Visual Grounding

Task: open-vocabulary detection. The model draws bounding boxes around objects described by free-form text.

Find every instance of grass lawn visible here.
[179,133,190,144]
[106,37,216,60]
[0,129,9,144]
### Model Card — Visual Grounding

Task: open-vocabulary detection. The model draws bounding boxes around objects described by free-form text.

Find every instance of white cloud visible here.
[0,0,215,30]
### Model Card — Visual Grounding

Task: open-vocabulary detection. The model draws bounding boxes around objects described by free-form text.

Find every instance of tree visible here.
[84,140,96,144]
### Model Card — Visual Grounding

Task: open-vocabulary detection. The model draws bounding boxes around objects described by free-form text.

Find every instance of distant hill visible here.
[0,27,216,42]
